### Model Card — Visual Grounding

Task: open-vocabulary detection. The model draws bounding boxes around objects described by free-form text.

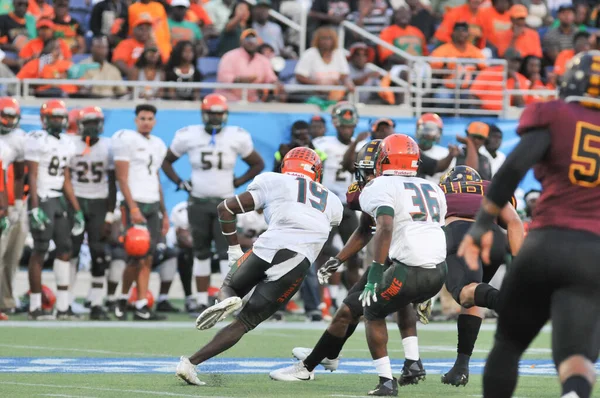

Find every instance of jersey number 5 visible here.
[569,122,600,187]
[404,182,440,222]
[296,177,328,212]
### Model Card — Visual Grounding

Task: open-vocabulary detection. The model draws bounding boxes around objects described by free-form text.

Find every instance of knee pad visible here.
[158,257,178,282]
[53,258,71,286]
[193,258,211,277]
[108,259,126,284]
[90,245,108,278]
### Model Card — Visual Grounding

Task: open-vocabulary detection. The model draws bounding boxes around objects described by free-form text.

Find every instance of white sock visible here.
[107,294,116,302]
[119,293,128,301]
[373,356,393,380]
[56,290,69,312]
[90,277,104,307]
[195,292,208,306]
[402,336,419,361]
[135,298,148,310]
[158,294,168,303]
[329,285,340,302]
[30,292,42,311]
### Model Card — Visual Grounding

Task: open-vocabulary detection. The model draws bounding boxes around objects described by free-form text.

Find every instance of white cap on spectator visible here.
[171,0,190,7]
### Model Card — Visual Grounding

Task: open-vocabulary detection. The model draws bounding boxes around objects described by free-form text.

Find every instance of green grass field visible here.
[0,313,593,398]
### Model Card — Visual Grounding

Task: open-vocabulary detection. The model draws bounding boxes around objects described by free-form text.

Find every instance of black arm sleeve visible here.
[486,129,551,208]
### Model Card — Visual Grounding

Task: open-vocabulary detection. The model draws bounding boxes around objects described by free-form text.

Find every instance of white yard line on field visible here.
[0,381,233,398]
[0,344,172,358]
[39,394,97,398]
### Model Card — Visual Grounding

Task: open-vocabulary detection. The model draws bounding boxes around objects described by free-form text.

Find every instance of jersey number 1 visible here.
[296,177,328,212]
[404,182,440,222]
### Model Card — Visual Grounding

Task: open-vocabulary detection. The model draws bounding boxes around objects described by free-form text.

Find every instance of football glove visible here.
[28,207,50,231]
[72,210,85,236]
[360,262,384,307]
[227,244,244,268]
[177,180,193,193]
[318,257,341,285]
[0,216,10,232]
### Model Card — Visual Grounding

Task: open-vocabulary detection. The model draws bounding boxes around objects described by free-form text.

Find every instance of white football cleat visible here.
[269,361,315,381]
[195,296,243,330]
[176,356,205,386]
[292,347,340,372]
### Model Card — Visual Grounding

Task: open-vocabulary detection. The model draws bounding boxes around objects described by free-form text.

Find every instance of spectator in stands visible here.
[294,26,354,100]
[0,0,35,52]
[378,6,428,68]
[27,0,53,20]
[479,124,505,176]
[182,0,214,32]
[273,120,327,172]
[112,15,154,77]
[79,36,127,98]
[429,22,485,97]
[543,4,579,52]
[216,1,251,56]
[216,28,281,102]
[470,47,527,111]
[434,0,485,49]
[90,0,128,46]
[526,0,548,29]
[519,55,555,103]
[164,40,202,101]
[347,42,379,104]
[495,5,542,58]
[456,121,493,180]
[20,18,71,62]
[128,0,171,63]
[479,0,512,51]
[17,38,76,97]
[406,0,436,42]
[52,0,85,54]
[554,30,591,77]
[204,0,235,34]
[348,0,393,42]
[309,0,356,33]
[131,43,165,99]
[168,0,207,56]
[251,0,284,56]
[309,114,326,138]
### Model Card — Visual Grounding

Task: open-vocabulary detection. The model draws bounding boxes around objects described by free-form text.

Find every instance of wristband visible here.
[469,208,496,245]
[105,212,114,223]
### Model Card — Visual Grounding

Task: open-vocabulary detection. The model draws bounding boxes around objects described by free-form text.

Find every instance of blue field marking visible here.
[0,358,583,376]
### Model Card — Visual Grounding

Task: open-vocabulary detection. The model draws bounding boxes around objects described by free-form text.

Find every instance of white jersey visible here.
[313,136,352,203]
[170,125,254,199]
[360,176,447,268]
[237,210,268,239]
[112,129,167,204]
[24,131,76,199]
[479,146,506,176]
[0,128,26,168]
[69,136,114,199]
[421,144,454,184]
[248,172,343,266]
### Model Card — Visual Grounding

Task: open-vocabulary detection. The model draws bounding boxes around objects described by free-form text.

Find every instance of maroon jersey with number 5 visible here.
[517,100,600,236]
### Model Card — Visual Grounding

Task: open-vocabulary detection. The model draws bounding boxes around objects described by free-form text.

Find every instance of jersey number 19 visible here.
[296,177,328,212]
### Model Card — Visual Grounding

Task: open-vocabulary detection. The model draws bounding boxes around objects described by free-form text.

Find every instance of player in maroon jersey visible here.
[459,51,600,398]
[438,166,523,387]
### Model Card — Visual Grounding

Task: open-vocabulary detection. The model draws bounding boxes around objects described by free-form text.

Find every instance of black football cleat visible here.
[134,305,166,321]
[270,310,285,321]
[105,299,117,312]
[114,299,128,321]
[90,306,110,321]
[368,377,398,396]
[56,306,82,320]
[155,300,181,313]
[28,308,55,320]
[441,365,469,387]
[398,359,426,386]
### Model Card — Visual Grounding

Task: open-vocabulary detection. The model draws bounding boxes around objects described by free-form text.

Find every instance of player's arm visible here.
[459,129,550,267]
[12,160,24,200]
[234,151,264,188]
[462,136,479,171]
[342,140,360,173]
[107,170,117,213]
[0,162,7,225]
[161,149,188,190]
[337,212,375,262]
[114,160,145,224]
[217,191,257,266]
[159,174,169,236]
[499,203,524,256]
[26,160,39,209]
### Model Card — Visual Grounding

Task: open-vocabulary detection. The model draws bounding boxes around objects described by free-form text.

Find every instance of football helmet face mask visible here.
[354,139,382,187]
[124,226,151,258]
[560,50,600,108]
[40,99,68,136]
[201,94,229,132]
[375,134,420,177]
[416,113,443,150]
[331,102,358,128]
[281,147,323,183]
[78,106,104,139]
[0,97,20,135]
[439,165,482,183]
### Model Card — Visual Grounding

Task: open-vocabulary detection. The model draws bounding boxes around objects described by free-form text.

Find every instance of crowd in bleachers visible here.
[0,0,597,107]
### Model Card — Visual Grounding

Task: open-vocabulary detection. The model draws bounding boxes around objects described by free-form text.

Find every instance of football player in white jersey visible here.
[112,104,168,321]
[0,98,28,314]
[358,134,448,396]
[25,100,85,320]
[68,106,116,321]
[176,148,343,386]
[162,94,264,312]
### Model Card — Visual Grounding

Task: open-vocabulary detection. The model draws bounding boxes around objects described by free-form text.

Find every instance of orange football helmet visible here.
[416,113,443,139]
[40,99,68,134]
[281,147,323,183]
[375,134,420,177]
[124,226,151,257]
[67,108,82,135]
[78,106,104,138]
[0,97,20,134]
[201,93,228,131]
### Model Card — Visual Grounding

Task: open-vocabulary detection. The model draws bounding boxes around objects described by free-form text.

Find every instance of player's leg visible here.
[52,197,77,319]
[0,202,27,312]
[176,248,194,312]
[396,304,426,385]
[211,200,230,279]
[187,198,213,312]
[155,246,181,312]
[86,199,110,320]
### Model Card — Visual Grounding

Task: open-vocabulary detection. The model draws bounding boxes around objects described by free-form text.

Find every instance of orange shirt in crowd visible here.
[525,79,556,104]
[28,0,53,20]
[188,5,212,26]
[19,37,72,60]
[434,4,485,49]
[554,49,574,76]
[378,25,428,62]
[478,7,511,48]
[470,64,529,110]
[111,38,147,68]
[17,57,77,94]
[495,27,542,58]
[430,42,486,88]
[128,1,171,59]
